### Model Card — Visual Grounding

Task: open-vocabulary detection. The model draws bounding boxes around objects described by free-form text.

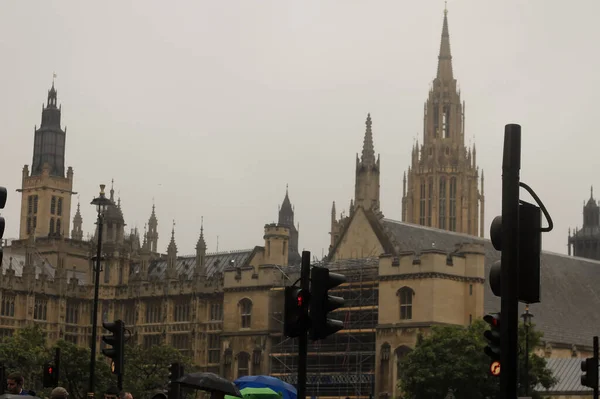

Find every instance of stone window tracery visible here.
[239,298,252,328]
[398,287,414,320]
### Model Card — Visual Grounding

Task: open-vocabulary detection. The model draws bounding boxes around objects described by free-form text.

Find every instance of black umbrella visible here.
[175,372,242,397]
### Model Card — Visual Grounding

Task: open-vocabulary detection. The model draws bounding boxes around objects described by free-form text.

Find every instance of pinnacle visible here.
[361,113,376,166]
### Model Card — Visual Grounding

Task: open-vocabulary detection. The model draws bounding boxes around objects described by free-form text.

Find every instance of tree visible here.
[0,325,48,393]
[397,320,557,399]
[0,326,112,398]
[50,339,113,399]
[123,344,196,399]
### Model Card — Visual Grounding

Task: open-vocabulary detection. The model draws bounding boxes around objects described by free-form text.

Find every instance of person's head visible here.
[6,372,24,394]
[150,394,166,399]
[118,391,133,399]
[104,386,120,399]
[50,387,69,399]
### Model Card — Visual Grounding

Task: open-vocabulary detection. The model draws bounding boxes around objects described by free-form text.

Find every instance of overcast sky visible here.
[1,0,599,258]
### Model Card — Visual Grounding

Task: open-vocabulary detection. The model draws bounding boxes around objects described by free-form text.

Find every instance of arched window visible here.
[239,299,252,328]
[56,218,62,236]
[439,178,447,229]
[427,177,434,226]
[398,287,414,320]
[49,218,55,235]
[50,196,56,215]
[419,179,426,225]
[237,352,250,378]
[449,177,457,231]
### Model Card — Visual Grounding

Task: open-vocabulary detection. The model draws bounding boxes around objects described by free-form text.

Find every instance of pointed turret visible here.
[277,185,301,265]
[354,113,381,212]
[195,217,207,277]
[361,113,376,166]
[71,200,83,240]
[166,220,178,279]
[436,6,454,81]
[147,202,159,252]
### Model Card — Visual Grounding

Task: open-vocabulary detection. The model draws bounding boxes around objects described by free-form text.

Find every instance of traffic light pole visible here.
[500,124,521,399]
[297,251,311,399]
[594,336,599,399]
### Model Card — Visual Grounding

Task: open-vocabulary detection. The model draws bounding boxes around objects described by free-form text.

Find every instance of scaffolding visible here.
[270,257,379,399]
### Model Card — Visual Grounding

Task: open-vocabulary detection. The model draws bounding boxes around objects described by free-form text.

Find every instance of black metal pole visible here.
[55,347,61,386]
[500,124,521,399]
[88,214,104,398]
[117,373,123,392]
[297,251,311,399]
[524,324,529,397]
[594,336,598,399]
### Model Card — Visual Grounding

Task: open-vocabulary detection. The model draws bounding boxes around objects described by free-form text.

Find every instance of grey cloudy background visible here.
[1,0,599,258]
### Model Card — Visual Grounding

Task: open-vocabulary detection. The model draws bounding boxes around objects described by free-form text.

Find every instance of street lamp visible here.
[521,305,534,397]
[88,184,112,398]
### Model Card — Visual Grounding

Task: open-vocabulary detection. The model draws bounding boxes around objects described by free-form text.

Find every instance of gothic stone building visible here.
[2,8,600,399]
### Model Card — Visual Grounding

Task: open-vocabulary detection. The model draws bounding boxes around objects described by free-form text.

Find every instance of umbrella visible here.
[175,372,242,397]
[234,375,296,399]
[226,387,282,399]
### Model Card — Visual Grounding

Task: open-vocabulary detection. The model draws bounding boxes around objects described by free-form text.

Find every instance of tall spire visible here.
[436,5,454,81]
[361,113,375,165]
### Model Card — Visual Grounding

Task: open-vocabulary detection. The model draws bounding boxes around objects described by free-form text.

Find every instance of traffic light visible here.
[167,362,184,399]
[309,266,346,341]
[284,286,309,338]
[483,313,501,370]
[0,186,7,266]
[43,362,58,388]
[489,200,542,303]
[101,320,125,375]
[581,357,598,389]
[0,363,6,394]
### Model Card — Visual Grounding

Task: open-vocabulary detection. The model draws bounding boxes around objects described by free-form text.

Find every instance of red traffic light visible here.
[297,292,305,307]
[47,366,53,374]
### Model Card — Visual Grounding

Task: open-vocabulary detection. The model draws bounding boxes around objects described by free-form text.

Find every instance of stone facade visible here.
[1,7,599,399]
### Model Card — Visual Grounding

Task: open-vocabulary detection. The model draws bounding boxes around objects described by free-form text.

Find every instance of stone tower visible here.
[354,114,380,213]
[278,186,301,265]
[568,186,600,261]
[18,81,75,240]
[402,8,484,237]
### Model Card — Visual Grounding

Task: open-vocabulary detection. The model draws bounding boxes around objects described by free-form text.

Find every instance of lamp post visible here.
[88,184,112,398]
[521,305,534,397]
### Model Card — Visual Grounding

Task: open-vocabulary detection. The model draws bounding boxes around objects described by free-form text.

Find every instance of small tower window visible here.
[419,179,426,226]
[239,299,252,329]
[51,196,56,215]
[57,198,63,216]
[33,196,38,214]
[49,218,55,235]
[398,287,414,320]
[439,178,447,229]
[449,177,457,231]
[56,218,62,236]
[427,177,433,227]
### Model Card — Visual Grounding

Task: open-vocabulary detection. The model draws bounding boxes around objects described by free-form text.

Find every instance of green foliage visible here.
[123,344,196,399]
[50,339,113,399]
[0,326,119,398]
[0,324,48,392]
[397,320,558,399]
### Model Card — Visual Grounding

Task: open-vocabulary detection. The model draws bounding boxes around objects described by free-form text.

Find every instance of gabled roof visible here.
[381,218,600,347]
[328,207,395,259]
